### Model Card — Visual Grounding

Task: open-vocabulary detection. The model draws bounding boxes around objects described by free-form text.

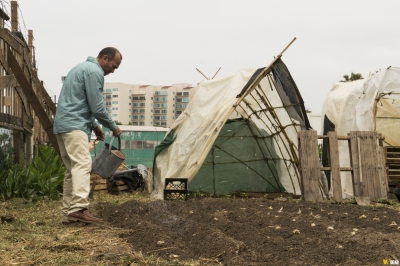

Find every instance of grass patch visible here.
[0,192,205,266]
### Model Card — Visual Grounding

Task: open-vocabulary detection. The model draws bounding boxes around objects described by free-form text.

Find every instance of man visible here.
[54,47,123,224]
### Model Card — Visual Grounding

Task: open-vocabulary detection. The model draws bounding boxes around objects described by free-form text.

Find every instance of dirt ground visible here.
[93,194,400,266]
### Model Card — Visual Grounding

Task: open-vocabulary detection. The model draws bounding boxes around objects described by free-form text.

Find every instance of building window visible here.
[105,102,111,106]
[132,115,138,119]
[161,122,167,126]
[133,122,138,125]
[129,96,131,99]
[176,98,182,102]
[112,101,118,104]
[129,103,131,105]
[106,89,112,93]
[106,107,111,112]
[132,103,139,107]
[112,114,118,117]
[113,88,118,91]
[139,122,145,126]
[112,107,118,110]
[140,115,145,120]
[183,92,189,96]
[106,95,111,99]
[140,96,146,100]
[112,95,118,98]
[161,110,167,114]
[133,109,139,113]
[177,92,182,96]
[140,109,145,113]
[154,110,160,114]
[161,116,167,120]
[121,140,130,149]
[176,111,182,115]
[131,140,143,149]
[143,141,154,149]
[182,97,189,102]
[140,103,146,107]
[155,91,168,95]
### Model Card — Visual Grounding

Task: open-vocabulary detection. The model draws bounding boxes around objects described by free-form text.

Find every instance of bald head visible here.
[96,47,122,76]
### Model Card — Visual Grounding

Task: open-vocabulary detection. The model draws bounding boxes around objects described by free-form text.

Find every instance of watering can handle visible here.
[108,136,121,152]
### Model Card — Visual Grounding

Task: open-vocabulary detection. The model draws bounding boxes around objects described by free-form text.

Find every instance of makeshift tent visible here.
[322,66,400,198]
[152,54,312,198]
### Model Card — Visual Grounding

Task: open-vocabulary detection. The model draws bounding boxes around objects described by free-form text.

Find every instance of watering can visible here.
[91,136,127,179]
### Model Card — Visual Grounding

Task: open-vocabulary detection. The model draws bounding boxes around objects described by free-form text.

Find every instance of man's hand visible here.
[93,125,105,140]
[113,127,122,137]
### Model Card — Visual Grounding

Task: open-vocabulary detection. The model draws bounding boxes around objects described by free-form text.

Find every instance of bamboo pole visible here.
[211,67,221,80]
[233,37,297,107]
[196,68,209,80]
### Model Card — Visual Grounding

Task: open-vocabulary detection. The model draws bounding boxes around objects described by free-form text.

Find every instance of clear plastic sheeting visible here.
[322,66,400,198]
[153,59,310,198]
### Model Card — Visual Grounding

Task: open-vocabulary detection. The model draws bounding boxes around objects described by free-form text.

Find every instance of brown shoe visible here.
[67,209,102,224]
[81,209,103,222]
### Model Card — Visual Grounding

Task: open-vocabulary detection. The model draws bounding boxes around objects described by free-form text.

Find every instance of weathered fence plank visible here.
[328,131,342,201]
[298,130,323,202]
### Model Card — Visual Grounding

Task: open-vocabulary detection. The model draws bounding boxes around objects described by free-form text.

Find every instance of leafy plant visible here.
[0,145,65,201]
[26,145,65,200]
[0,163,30,200]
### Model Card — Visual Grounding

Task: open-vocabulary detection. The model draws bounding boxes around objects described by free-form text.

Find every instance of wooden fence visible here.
[298,130,387,203]
[0,2,58,163]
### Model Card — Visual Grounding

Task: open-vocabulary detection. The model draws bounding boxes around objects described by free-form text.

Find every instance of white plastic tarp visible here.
[322,67,400,198]
[153,67,305,198]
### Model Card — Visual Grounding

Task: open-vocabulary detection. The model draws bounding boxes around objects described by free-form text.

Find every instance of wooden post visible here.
[25,132,31,163]
[376,133,388,198]
[28,30,33,63]
[11,1,18,32]
[12,129,20,163]
[328,131,342,201]
[298,130,323,202]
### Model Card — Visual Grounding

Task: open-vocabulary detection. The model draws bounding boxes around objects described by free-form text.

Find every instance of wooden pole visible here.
[196,68,209,80]
[233,37,297,107]
[211,67,221,80]
[28,30,33,63]
[11,1,18,32]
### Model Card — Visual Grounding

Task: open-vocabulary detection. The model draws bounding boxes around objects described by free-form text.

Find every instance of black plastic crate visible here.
[164,189,188,200]
[164,178,188,190]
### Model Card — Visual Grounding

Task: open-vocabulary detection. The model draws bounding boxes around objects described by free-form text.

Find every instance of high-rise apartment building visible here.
[103,82,194,127]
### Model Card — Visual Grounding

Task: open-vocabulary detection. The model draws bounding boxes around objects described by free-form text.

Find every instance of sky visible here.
[4,0,400,113]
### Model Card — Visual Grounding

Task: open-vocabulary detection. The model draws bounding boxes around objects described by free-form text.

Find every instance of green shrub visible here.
[0,145,65,201]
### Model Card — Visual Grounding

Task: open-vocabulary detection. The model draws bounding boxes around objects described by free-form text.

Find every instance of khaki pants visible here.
[56,130,91,222]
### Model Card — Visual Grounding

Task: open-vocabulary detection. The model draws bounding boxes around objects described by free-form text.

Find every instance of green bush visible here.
[0,145,65,201]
